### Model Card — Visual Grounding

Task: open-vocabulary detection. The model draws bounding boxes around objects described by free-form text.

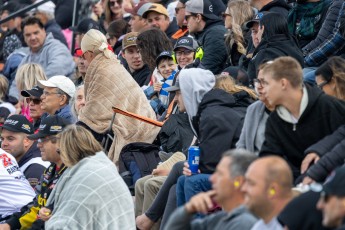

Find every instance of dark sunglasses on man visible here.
[26,97,41,105]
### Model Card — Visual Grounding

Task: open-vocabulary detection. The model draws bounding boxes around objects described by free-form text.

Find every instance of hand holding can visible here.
[188,146,200,174]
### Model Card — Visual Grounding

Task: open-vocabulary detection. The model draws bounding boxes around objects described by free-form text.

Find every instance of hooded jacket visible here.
[179,69,250,173]
[260,0,291,17]
[260,85,345,181]
[247,34,304,80]
[20,33,75,78]
[193,20,227,74]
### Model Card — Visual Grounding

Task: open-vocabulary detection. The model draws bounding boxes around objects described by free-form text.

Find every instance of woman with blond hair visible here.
[12,63,47,119]
[42,125,135,229]
[223,0,254,66]
[15,63,47,94]
[0,75,17,114]
[78,29,159,164]
[101,0,124,30]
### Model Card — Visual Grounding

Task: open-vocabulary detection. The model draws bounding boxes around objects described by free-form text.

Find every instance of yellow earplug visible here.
[234,180,240,188]
[269,189,275,195]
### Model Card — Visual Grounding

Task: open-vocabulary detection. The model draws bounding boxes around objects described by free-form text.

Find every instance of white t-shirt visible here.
[0,149,35,219]
[251,217,283,230]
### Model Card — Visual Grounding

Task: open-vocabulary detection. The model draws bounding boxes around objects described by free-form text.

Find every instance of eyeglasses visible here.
[109,0,122,7]
[37,136,59,143]
[43,91,61,96]
[185,14,195,22]
[175,6,185,14]
[320,191,330,203]
[25,97,41,105]
[81,50,93,60]
[221,12,231,19]
[317,81,329,90]
[175,50,193,56]
[253,78,265,87]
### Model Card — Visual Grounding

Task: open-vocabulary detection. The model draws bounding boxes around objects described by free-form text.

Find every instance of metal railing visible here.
[0,0,80,53]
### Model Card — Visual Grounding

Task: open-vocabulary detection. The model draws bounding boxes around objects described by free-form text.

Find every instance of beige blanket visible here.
[78,54,160,163]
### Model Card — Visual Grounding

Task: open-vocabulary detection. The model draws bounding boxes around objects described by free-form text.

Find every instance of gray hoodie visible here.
[20,33,75,78]
[179,68,215,121]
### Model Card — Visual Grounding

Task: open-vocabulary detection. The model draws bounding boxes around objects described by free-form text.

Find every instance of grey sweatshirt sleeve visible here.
[163,206,194,230]
[164,206,228,230]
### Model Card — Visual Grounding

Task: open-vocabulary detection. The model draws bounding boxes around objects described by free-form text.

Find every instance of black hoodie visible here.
[260,85,345,181]
[247,34,304,81]
[260,0,291,17]
[193,89,252,174]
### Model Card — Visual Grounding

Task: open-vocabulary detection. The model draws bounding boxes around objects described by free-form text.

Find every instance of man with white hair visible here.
[38,75,76,123]
[34,0,67,46]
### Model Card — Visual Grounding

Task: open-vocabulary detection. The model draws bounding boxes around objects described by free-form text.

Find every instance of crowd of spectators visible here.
[0,0,345,229]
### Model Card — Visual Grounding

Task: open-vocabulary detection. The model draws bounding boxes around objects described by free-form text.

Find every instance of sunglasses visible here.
[74,48,83,57]
[221,12,231,19]
[26,97,41,105]
[175,6,185,14]
[317,81,330,90]
[109,0,122,7]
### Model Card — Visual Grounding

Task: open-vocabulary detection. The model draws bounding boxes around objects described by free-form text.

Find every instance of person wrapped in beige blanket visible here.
[78,29,160,164]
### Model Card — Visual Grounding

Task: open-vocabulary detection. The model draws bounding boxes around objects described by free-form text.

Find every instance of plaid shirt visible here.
[303,0,345,66]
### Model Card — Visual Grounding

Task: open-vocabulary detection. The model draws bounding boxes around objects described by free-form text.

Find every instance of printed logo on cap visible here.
[39,124,46,130]
[126,36,137,42]
[161,51,171,56]
[178,38,190,45]
[50,126,62,132]
[209,5,213,13]
[21,124,31,132]
[4,119,18,126]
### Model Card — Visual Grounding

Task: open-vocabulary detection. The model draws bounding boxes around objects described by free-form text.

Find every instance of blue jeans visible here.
[176,174,212,207]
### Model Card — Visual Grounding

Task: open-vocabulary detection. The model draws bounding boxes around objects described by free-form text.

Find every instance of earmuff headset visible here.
[172,37,204,64]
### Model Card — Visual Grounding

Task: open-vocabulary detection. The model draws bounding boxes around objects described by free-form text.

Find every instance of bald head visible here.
[254,156,293,194]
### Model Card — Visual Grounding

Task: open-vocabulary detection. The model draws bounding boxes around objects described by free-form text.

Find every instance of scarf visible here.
[288,0,330,39]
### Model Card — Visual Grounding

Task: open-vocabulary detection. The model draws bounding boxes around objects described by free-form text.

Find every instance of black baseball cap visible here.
[245,11,270,29]
[322,165,345,197]
[27,115,71,140]
[2,115,34,134]
[21,85,43,98]
[70,18,100,34]
[156,51,173,67]
[174,36,198,51]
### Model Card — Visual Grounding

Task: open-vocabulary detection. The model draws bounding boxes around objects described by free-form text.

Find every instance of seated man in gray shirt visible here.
[164,149,258,230]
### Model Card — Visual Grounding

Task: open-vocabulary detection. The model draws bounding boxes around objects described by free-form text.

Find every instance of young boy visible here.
[144,51,177,118]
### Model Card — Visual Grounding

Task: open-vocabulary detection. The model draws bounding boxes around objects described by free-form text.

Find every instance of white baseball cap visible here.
[36,0,56,15]
[38,75,76,98]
